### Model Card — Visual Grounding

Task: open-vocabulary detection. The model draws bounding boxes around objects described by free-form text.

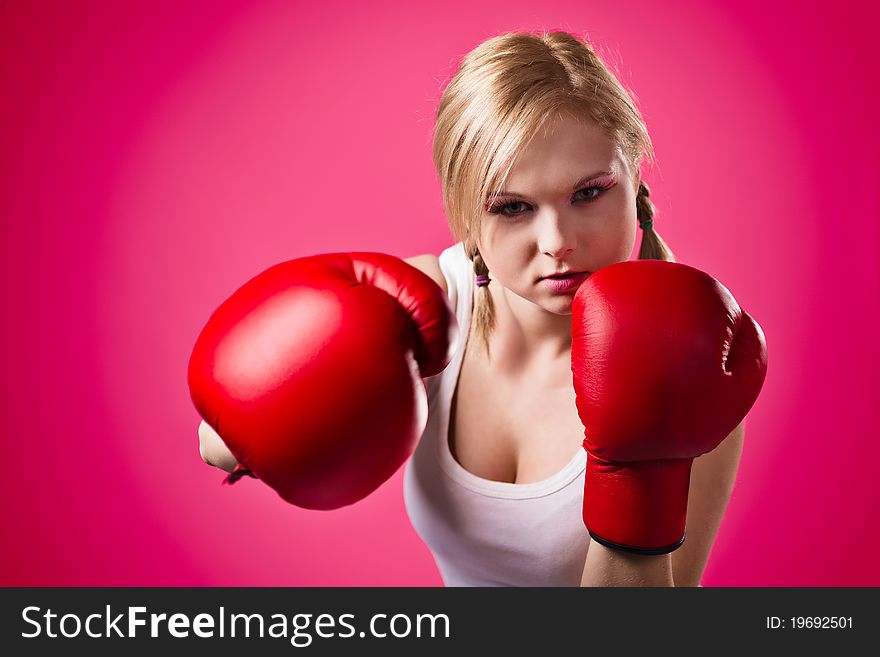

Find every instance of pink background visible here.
[1,0,877,586]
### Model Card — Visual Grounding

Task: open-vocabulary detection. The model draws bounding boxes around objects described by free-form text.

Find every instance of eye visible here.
[574,182,614,202]
[488,200,530,217]
[486,182,614,218]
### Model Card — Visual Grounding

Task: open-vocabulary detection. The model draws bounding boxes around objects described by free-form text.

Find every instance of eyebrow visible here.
[494,170,612,198]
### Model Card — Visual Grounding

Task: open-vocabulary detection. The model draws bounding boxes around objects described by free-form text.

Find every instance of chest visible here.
[448,343,585,485]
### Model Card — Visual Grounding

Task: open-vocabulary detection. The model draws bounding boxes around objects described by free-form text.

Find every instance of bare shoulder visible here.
[404,254,447,296]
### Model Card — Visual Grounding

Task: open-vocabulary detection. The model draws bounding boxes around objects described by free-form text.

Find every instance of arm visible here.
[581,544,674,587]
[671,421,745,587]
[404,254,447,296]
[571,262,766,587]
[195,254,448,474]
[580,422,744,587]
[188,251,458,509]
[198,420,239,473]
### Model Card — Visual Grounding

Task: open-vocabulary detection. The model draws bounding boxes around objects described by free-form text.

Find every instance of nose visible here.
[536,209,577,259]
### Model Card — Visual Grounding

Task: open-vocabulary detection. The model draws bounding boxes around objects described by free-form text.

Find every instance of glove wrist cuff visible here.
[582,455,693,554]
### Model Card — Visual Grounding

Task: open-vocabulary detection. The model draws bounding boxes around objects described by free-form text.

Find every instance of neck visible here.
[482,281,573,371]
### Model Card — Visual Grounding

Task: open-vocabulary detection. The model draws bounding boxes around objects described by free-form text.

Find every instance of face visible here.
[477,112,638,315]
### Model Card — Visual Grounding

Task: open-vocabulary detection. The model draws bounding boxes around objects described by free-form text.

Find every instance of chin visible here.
[534,295,575,315]
[551,302,575,316]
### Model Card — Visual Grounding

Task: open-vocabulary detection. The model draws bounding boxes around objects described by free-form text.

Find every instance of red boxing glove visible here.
[187,252,458,510]
[571,260,767,554]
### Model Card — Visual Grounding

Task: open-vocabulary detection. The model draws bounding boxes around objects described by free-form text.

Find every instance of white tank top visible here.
[403,241,590,586]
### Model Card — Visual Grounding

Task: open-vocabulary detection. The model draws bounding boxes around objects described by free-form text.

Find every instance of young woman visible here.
[198,30,755,587]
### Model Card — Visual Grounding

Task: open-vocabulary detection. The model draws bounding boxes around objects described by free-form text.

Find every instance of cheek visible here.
[480,221,523,266]
[592,207,637,260]
[614,219,638,257]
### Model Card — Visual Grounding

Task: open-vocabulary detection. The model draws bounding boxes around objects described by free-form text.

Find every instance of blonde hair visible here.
[431,30,674,357]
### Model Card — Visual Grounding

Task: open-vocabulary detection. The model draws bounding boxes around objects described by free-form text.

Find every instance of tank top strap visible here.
[437,241,474,327]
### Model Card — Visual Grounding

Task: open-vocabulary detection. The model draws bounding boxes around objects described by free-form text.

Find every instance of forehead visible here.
[501,114,628,191]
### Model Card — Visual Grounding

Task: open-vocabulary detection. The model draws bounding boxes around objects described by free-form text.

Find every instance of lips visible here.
[545,272,583,279]
[540,271,591,293]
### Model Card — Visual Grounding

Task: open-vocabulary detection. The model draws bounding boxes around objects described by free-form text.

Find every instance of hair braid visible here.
[469,244,496,359]
[635,180,675,262]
